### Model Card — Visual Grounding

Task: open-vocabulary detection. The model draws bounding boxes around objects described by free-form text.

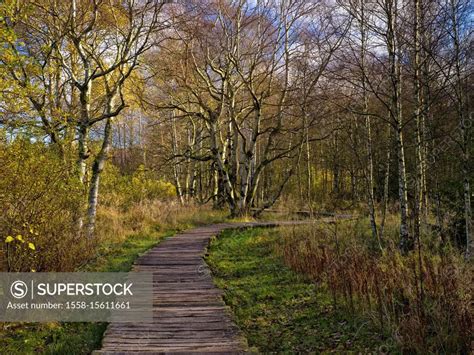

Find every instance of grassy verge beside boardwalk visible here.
[206,228,391,353]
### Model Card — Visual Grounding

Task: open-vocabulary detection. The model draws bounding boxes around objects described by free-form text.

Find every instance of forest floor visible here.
[95,222,285,353]
[0,231,171,354]
[0,216,342,354]
[2,211,469,354]
[0,209,229,354]
[0,217,309,354]
[206,227,395,353]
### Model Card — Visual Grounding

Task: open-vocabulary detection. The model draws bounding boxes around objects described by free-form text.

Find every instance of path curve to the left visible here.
[93,221,310,354]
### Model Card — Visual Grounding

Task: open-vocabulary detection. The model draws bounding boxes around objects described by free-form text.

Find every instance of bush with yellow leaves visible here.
[0,138,84,271]
[100,163,176,208]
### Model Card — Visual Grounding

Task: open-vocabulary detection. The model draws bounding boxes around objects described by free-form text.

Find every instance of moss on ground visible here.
[206,228,392,353]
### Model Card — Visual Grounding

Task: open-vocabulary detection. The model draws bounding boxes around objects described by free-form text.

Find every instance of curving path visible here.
[93,221,310,354]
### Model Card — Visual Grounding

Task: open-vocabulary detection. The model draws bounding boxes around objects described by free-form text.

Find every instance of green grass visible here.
[206,228,390,353]
[0,323,106,355]
[0,205,231,354]
[0,227,177,355]
[81,229,177,272]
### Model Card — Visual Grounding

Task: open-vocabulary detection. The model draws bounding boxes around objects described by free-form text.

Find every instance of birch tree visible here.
[2,0,166,238]
[146,0,346,216]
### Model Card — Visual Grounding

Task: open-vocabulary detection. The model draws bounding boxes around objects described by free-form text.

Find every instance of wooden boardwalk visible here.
[94,221,305,354]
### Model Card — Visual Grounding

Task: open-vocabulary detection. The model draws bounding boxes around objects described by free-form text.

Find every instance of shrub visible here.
[100,164,175,207]
[0,139,86,271]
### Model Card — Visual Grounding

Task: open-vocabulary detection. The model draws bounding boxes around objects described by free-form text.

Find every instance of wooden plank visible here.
[94,220,315,354]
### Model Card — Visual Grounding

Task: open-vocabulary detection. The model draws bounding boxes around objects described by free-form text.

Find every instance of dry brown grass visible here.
[96,200,228,244]
[274,220,473,353]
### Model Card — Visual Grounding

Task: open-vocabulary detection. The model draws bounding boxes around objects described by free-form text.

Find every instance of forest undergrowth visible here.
[276,218,473,353]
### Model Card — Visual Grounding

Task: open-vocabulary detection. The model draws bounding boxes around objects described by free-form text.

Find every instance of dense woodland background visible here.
[0,0,472,353]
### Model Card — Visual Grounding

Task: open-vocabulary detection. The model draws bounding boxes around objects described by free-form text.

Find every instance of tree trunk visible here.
[76,79,93,238]
[86,118,112,239]
[359,0,379,245]
[396,125,411,251]
[366,113,379,245]
[380,125,392,241]
[305,125,312,204]
[450,0,471,257]
[413,0,426,243]
[171,112,185,205]
[386,0,412,252]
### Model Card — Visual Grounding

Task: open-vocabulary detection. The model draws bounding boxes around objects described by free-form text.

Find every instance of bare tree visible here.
[145,0,347,216]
